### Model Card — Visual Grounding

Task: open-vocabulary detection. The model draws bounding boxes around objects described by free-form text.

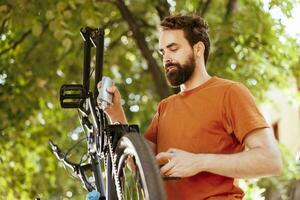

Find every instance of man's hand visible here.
[97,82,127,124]
[156,148,202,178]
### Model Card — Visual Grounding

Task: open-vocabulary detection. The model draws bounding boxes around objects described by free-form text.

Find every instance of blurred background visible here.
[0,0,300,199]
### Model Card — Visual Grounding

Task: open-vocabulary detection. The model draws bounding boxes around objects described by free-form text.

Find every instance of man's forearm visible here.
[107,106,128,124]
[198,147,281,179]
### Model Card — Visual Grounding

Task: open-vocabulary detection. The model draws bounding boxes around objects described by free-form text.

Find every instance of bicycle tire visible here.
[112,132,166,200]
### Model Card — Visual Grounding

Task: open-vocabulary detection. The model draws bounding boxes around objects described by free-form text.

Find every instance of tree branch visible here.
[155,0,171,21]
[113,0,172,98]
[0,17,9,35]
[0,30,31,57]
[197,0,212,17]
[225,0,238,19]
[21,23,49,61]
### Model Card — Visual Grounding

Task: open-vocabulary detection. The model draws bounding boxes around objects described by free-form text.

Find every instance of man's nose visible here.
[163,55,172,66]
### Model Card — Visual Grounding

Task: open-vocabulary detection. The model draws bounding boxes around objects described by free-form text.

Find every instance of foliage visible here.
[240,144,300,200]
[258,144,300,200]
[0,0,299,199]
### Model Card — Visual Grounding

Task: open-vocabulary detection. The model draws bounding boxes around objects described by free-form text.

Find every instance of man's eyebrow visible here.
[159,43,178,53]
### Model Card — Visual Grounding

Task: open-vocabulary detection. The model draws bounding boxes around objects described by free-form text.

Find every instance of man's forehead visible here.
[158,29,186,48]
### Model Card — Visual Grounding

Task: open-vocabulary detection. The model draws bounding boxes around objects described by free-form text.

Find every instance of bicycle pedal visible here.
[60,84,87,108]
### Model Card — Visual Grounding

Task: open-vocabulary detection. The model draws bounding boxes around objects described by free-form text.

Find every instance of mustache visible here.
[165,62,180,69]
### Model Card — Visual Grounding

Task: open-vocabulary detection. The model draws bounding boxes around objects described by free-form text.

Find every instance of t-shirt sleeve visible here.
[144,102,163,144]
[222,83,269,143]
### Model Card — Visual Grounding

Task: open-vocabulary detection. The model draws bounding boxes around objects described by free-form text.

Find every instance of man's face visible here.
[159,29,196,87]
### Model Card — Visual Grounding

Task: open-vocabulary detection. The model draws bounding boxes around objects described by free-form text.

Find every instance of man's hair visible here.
[160,15,210,64]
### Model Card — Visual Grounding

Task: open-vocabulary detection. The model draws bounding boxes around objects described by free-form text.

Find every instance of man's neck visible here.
[180,65,211,92]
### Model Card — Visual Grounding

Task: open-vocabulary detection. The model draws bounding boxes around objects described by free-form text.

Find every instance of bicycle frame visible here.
[50,26,138,199]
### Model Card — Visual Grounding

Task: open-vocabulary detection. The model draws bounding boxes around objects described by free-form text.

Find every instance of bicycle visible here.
[49,26,166,200]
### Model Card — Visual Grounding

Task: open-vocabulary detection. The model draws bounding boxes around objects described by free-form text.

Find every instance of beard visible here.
[165,55,196,87]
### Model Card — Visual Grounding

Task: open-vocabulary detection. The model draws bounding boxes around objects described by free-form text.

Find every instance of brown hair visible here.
[160,15,210,64]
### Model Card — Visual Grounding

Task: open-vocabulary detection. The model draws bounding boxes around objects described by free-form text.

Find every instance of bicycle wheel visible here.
[114,132,166,200]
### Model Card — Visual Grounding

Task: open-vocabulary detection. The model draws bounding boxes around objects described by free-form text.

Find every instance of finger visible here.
[156,152,173,162]
[106,86,121,97]
[164,168,175,177]
[160,160,175,175]
[166,170,180,177]
[97,81,102,88]
[106,86,115,94]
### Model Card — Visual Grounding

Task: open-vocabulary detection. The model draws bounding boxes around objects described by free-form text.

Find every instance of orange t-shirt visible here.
[144,77,269,200]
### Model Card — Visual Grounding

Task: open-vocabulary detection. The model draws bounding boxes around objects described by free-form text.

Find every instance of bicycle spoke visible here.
[118,155,146,200]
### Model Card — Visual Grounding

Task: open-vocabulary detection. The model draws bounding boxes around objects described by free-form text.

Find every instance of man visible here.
[101,15,281,200]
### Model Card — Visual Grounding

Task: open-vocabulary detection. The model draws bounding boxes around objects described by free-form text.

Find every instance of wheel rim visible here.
[117,139,150,200]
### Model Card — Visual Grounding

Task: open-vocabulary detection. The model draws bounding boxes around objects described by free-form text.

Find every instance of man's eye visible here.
[170,48,178,52]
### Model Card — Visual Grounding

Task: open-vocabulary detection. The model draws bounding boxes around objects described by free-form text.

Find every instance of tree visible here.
[0,0,299,199]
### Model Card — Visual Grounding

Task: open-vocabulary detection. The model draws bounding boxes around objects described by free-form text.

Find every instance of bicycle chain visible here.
[107,136,123,199]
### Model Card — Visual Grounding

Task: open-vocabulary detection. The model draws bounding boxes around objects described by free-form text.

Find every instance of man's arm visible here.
[200,127,281,178]
[100,84,157,153]
[101,85,157,154]
[157,128,282,179]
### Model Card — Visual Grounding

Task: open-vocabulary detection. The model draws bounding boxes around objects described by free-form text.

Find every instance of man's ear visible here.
[193,41,205,58]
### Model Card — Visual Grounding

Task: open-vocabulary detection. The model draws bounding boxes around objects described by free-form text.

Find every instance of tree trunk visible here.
[115,0,172,99]
[225,0,238,18]
[155,0,171,21]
